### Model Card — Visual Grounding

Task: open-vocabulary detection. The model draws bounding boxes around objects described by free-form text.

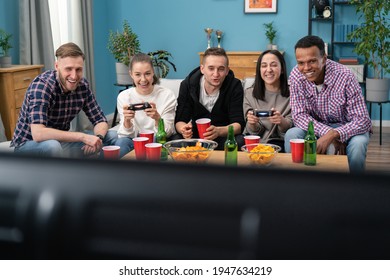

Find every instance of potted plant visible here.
[263,21,277,50]
[147,50,177,78]
[0,28,12,68]
[347,0,390,102]
[107,20,141,85]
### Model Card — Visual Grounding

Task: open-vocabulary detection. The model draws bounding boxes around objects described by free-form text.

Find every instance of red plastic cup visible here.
[290,139,305,163]
[139,130,154,144]
[102,145,120,159]
[195,118,211,139]
[244,135,261,150]
[145,143,162,161]
[133,137,149,160]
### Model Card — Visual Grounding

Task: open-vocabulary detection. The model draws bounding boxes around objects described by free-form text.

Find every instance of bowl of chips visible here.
[163,139,218,163]
[241,143,281,166]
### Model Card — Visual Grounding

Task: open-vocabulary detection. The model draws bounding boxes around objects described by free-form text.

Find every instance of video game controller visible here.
[128,102,152,111]
[253,109,275,117]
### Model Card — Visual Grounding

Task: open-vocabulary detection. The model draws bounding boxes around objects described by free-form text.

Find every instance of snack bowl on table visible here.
[241,143,281,166]
[163,139,218,163]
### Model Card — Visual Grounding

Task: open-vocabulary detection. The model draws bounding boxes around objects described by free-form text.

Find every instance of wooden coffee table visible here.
[122,150,349,173]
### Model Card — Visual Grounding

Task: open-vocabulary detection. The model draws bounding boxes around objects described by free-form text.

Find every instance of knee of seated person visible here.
[104,130,119,143]
[115,137,134,157]
[285,127,305,139]
[284,127,305,153]
[43,140,63,156]
[347,134,369,152]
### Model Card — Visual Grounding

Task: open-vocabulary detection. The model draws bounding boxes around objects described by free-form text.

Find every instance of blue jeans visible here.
[284,127,370,173]
[15,130,133,158]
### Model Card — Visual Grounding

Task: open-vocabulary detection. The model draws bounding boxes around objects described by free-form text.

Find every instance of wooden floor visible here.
[366,126,390,174]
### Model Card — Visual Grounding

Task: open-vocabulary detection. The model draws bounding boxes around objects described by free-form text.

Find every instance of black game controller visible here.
[128,102,152,111]
[253,109,275,117]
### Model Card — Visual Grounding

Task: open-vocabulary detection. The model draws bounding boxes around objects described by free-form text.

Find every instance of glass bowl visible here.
[241,143,281,166]
[163,139,218,163]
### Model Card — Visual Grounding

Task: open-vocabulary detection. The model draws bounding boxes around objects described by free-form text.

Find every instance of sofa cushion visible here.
[159,78,183,99]
[0,115,7,142]
[0,141,13,152]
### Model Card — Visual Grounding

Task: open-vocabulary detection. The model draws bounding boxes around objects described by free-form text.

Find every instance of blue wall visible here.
[0,0,19,63]
[1,0,389,122]
[94,0,308,113]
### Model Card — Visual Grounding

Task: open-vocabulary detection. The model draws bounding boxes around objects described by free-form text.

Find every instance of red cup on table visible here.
[244,135,261,151]
[133,137,149,160]
[195,118,211,139]
[139,130,154,144]
[145,143,162,161]
[102,145,120,159]
[290,139,305,163]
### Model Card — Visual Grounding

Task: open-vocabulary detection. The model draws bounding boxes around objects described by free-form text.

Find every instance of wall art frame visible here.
[244,0,277,13]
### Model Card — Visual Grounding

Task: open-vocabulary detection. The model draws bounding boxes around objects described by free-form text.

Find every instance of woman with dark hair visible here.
[243,50,292,151]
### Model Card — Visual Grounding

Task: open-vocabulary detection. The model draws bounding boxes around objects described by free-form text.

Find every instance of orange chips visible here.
[171,142,210,163]
[247,144,276,165]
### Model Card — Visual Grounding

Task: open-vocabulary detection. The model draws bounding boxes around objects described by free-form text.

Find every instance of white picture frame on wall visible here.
[244,0,277,13]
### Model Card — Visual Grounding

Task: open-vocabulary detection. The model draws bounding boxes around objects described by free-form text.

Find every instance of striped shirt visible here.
[288,59,371,142]
[11,70,107,148]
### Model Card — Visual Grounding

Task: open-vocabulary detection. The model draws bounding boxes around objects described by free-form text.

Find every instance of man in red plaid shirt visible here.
[285,35,371,173]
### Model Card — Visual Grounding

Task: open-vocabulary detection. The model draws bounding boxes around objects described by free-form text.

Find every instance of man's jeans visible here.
[15,130,133,158]
[284,127,369,173]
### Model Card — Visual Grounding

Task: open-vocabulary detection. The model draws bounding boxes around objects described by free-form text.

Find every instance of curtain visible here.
[48,0,95,131]
[80,0,95,94]
[73,0,95,131]
[19,0,55,70]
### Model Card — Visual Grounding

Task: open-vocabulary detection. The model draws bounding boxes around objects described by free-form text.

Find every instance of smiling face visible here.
[260,53,282,89]
[55,56,84,92]
[130,61,155,95]
[295,45,326,85]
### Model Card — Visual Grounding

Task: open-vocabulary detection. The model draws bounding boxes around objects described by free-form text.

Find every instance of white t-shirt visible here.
[199,76,220,112]
[117,84,177,138]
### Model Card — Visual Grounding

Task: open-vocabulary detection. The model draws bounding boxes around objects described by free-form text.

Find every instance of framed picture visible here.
[244,0,277,13]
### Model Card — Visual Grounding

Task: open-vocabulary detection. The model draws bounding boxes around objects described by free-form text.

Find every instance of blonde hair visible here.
[55,42,85,60]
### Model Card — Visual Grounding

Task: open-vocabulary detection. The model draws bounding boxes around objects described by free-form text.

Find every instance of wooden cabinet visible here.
[199,51,261,80]
[0,65,44,140]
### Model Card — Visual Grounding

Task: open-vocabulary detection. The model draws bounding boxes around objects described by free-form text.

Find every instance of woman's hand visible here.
[145,102,160,122]
[122,105,135,128]
[247,110,260,125]
[268,108,284,125]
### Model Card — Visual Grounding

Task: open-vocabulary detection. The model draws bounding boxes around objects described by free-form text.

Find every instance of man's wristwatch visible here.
[96,134,104,141]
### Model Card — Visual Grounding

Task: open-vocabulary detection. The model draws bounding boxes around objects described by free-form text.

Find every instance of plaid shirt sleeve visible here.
[332,75,372,142]
[80,79,107,126]
[28,75,56,126]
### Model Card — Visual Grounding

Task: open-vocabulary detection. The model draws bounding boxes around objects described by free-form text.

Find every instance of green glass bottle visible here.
[304,121,317,166]
[156,118,168,161]
[224,125,238,166]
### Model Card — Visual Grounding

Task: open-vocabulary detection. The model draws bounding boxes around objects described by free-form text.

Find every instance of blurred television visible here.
[1,152,390,259]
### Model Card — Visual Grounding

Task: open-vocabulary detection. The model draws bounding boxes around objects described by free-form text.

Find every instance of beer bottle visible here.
[156,118,168,161]
[224,125,238,166]
[304,121,317,166]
